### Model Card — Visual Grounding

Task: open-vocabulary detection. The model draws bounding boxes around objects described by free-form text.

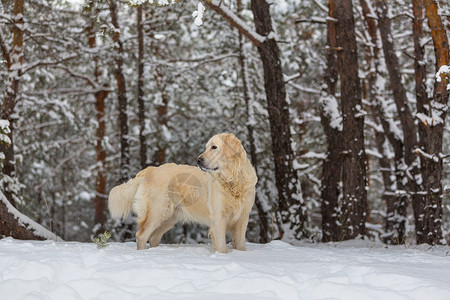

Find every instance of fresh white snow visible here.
[192,2,205,26]
[1,238,449,300]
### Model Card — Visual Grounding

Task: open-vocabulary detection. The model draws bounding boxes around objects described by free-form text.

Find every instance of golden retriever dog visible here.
[108,133,257,253]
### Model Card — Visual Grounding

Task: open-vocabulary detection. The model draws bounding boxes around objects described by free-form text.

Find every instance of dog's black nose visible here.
[197,157,204,166]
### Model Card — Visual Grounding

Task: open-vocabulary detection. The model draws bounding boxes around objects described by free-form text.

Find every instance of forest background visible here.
[0,0,449,246]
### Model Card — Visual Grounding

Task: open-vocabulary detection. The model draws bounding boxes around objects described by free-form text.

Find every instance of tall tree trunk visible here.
[411,0,429,245]
[87,20,109,236]
[109,0,130,183]
[320,0,342,242]
[153,68,168,166]
[416,0,449,244]
[334,0,367,239]
[237,0,269,244]
[0,0,24,207]
[375,0,423,229]
[250,0,307,240]
[375,0,418,164]
[360,0,406,244]
[137,5,147,169]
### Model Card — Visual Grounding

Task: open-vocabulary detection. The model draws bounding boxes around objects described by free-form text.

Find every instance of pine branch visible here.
[0,29,11,69]
[22,54,79,74]
[203,0,266,47]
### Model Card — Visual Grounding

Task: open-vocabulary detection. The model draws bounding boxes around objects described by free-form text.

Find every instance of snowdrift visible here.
[0,238,449,299]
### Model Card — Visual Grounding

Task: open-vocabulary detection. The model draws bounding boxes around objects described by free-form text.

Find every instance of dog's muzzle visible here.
[197,157,218,172]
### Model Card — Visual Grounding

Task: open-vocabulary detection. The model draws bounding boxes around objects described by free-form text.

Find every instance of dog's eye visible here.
[211,145,217,150]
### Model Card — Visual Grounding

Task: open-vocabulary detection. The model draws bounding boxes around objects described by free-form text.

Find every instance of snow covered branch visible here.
[55,65,97,88]
[414,148,439,163]
[436,65,450,90]
[0,191,62,241]
[0,29,10,69]
[203,0,266,46]
[22,54,79,74]
[167,52,239,63]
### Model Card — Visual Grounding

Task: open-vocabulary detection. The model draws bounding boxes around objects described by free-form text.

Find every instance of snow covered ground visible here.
[0,238,449,300]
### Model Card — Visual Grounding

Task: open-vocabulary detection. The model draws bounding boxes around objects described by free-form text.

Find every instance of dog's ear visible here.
[222,133,246,160]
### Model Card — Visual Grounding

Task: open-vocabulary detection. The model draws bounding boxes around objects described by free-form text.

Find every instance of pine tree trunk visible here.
[376,0,424,243]
[360,0,406,244]
[0,191,59,240]
[1,0,24,207]
[0,0,53,240]
[250,0,307,240]
[87,17,109,236]
[137,5,147,169]
[416,0,449,244]
[333,0,367,239]
[237,0,269,244]
[153,68,168,166]
[0,199,44,240]
[375,0,422,216]
[375,0,418,163]
[320,0,342,242]
[109,0,130,183]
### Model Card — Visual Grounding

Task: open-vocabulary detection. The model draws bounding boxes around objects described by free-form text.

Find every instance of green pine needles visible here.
[93,231,111,249]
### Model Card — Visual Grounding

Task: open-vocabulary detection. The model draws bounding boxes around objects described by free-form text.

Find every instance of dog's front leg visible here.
[232,191,254,251]
[231,215,249,251]
[210,218,227,253]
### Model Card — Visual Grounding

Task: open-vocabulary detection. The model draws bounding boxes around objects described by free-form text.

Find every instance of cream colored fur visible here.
[108,133,257,253]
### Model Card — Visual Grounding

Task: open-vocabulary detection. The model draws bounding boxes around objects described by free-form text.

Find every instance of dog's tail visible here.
[108,177,141,220]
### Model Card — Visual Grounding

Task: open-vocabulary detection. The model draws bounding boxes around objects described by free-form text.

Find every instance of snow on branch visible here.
[416,100,447,127]
[296,17,327,24]
[128,0,176,5]
[0,191,62,241]
[288,82,321,94]
[320,92,342,130]
[436,64,450,90]
[22,54,79,74]
[55,65,97,88]
[414,148,439,163]
[312,0,328,13]
[0,29,11,69]
[203,0,266,46]
[298,151,326,160]
[167,52,239,63]
[0,119,11,146]
[284,73,301,83]
[192,2,205,26]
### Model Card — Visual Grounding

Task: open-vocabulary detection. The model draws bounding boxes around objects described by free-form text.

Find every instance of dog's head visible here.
[197,133,246,173]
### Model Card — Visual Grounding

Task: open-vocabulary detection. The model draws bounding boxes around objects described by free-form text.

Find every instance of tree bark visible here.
[415,0,449,244]
[250,0,307,240]
[87,19,109,236]
[109,0,130,183]
[360,0,406,244]
[411,0,429,245]
[375,2,424,233]
[0,191,59,240]
[333,0,367,239]
[237,0,269,244]
[153,68,168,166]
[137,5,148,169]
[0,198,43,240]
[320,0,342,242]
[375,0,418,166]
[0,0,24,207]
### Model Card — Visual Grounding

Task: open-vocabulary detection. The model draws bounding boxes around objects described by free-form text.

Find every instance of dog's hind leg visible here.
[149,215,177,247]
[136,216,155,250]
[136,211,166,250]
